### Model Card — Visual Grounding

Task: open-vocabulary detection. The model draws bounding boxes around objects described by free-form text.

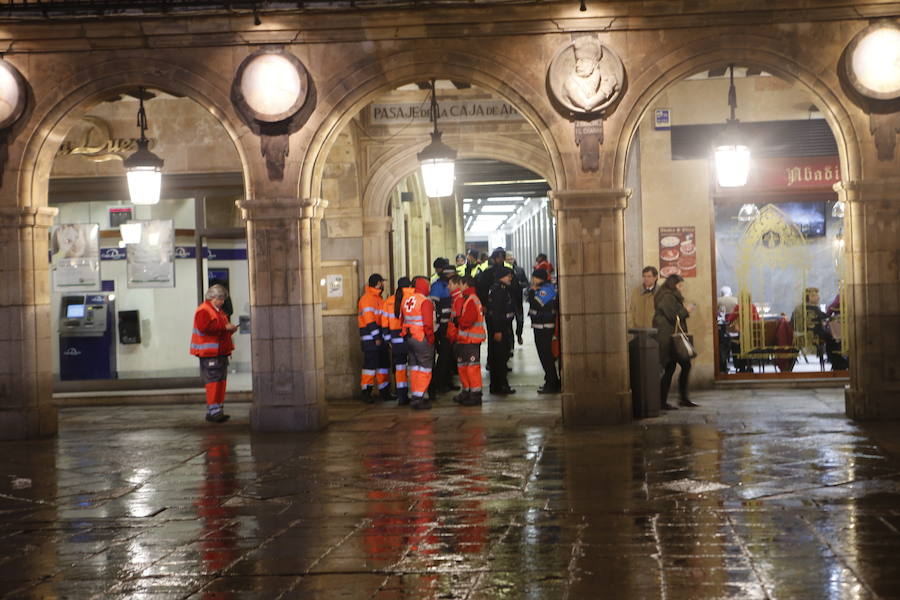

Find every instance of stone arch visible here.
[14,55,254,210]
[299,47,567,203]
[611,35,862,189]
[361,136,555,218]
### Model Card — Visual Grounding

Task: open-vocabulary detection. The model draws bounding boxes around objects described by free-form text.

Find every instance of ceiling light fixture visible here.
[418,78,457,198]
[714,64,751,188]
[123,89,164,205]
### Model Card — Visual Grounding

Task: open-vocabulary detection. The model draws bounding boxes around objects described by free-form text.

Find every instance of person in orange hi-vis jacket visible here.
[450,275,486,406]
[190,284,237,423]
[358,273,389,403]
[400,276,435,410]
[382,277,413,405]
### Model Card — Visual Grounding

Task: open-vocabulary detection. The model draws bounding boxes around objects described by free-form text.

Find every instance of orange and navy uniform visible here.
[401,282,435,401]
[190,301,234,357]
[358,286,388,391]
[455,286,486,393]
[382,293,408,394]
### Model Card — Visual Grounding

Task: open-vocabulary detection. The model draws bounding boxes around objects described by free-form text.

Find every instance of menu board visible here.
[658,226,697,279]
[51,223,101,292]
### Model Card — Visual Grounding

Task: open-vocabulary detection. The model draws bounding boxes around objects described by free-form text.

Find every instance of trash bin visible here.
[628,328,660,419]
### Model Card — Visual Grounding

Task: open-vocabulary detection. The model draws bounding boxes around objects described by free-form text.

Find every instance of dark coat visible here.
[653,286,690,366]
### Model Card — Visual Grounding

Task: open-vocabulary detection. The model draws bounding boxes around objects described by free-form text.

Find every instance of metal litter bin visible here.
[628,328,660,419]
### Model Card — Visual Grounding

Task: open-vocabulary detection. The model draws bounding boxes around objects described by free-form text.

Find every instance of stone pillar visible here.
[0,205,58,439]
[240,197,328,432]
[362,216,392,282]
[551,189,631,426]
[837,179,900,420]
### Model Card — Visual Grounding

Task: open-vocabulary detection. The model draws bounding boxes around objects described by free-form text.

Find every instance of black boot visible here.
[460,392,483,406]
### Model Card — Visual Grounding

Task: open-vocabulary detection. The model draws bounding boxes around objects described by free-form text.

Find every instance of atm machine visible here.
[59,294,118,380]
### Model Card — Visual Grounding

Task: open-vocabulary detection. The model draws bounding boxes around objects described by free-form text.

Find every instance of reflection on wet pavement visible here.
[2,388,900,598]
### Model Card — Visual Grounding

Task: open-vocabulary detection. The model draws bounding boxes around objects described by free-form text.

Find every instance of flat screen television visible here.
[66,304,85,319]
[779,201,826,238]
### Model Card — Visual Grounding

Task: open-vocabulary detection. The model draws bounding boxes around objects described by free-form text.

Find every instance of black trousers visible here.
[488,324,512,390]
[431,333,455,391]
[660,358,691,406]
[534,328,560,388]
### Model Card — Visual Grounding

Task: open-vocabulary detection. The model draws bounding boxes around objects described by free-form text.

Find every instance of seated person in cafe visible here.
[724,298,760,373]
[791,287,847,370]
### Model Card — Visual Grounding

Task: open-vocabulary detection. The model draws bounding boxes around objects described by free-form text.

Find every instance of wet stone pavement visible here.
[3,388,900,599]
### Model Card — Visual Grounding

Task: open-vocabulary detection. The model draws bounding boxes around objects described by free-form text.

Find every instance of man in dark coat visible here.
[487,266,516,395]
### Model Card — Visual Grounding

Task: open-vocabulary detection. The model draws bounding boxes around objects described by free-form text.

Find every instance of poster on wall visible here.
[658,226,697,278]
[51,223,101,292]
[126,219,176,288]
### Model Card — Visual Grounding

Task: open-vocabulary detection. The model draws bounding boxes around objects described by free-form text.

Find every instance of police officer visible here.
[487,266,516,395]
[528,268,561,394]
[430,258,457,394]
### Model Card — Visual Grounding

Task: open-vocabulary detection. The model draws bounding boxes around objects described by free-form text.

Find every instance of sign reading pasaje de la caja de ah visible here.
[369,99,522,125]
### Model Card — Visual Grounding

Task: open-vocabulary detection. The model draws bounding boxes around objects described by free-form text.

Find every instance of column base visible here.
[846,387,900,420]
[251,404,328,432]
[562,390,632,427]
[0,406,58,440]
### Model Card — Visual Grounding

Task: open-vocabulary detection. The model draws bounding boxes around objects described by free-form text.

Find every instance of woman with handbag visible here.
[653,274,699,410]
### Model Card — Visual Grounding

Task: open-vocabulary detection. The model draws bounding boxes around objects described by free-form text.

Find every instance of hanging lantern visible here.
[714,65,751,188]
[123,89,164,205]
[737,203,760,222]
[418,79,457,198]
[831,200,846,218]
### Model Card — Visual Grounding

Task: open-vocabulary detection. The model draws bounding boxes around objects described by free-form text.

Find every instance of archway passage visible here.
[619,63,853,408]
[315,80,560,402]
[6,80,252,438]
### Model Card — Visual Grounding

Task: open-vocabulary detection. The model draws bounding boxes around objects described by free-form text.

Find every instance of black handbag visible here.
[672,316,697,361]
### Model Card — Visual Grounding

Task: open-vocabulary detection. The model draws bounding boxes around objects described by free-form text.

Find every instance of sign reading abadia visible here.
[748,156,841,191]
[369,100,521,125]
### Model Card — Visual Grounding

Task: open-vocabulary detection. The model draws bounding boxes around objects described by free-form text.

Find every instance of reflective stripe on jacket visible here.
[190,300,234,357]
[358,286,384,346]
[401,290,434,344]
[457,292,486,345]
[382,294,406,346]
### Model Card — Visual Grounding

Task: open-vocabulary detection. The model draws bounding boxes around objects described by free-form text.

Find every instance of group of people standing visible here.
[358,247,560,410]
[628,266,700,411]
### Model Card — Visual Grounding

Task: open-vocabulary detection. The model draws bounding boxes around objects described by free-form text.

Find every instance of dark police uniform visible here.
[528,281,560,392]
[487,278,515,393]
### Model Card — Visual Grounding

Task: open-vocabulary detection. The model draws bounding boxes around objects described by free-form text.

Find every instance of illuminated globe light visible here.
[715,143,751,187]
[239,53,303,118]
[0,64,21,124]
[850,25,900,98]
[417,131,457,198]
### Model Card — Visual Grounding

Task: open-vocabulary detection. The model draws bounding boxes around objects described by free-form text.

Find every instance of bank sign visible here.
[369,100,522,125]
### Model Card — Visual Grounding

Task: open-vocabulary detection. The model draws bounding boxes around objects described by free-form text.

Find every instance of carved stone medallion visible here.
[547,35,625,118]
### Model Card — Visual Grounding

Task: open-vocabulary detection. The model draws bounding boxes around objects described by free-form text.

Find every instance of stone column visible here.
[0,205,58,439]
[362,216,392,281]
[239,197,328,432]
[551,189,631,426]
[837,179,900,420]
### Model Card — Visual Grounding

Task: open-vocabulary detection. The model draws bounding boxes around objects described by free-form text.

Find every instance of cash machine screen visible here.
[66,304,85,319]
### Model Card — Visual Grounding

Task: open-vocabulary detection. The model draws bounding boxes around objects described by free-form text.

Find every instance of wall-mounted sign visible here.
[654,109,671,130]
[326,274,344,298]
[369,99,521,125]
[108,206,133,228]
[659,226,697,279]
[51,223,101,292]
[126,219,175,288]
[56,116,146,163]
[746,156,841,191]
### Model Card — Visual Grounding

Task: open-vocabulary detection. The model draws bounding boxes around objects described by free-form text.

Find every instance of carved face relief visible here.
[548,36,625,118]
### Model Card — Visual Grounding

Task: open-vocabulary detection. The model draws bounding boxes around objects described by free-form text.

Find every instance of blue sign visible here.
[99,247,127,261]
[89,246,247,262]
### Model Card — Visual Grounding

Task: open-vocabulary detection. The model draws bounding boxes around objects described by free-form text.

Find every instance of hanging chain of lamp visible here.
[417,79,458,199]
[715,64,752,190]
[123,88,164,206]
